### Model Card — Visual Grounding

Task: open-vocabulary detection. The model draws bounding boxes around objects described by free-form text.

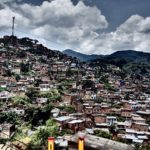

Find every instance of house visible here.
[51,108,60,117]
[121,108,132,119]
[67,119,85,133]
[92,105,101,114]
[62,94,72,104]
[131,122,149,132]
[0,81,7,88]
[12,66,21,74]
[41,77,51,84]
[101,105,111,114]
[136,110,150,121]
[122,128,149,144]
[54,116,74,127]
[116,122,131,131]
[0,123,15,139]
[0,91,13,102]
[106,116,117,126]
[16,82,27,92]
[132,116,146,124]
[92,114,106,124]
[84,106,93,115]
[39,84,51,92]
[111,108,121,115]
[7,83,18,92]
[36,98,48,106]
[51,62,68,72]
[8,108,25,116]
[0,66,7,76]
[73,101,84,113]
[91,93,97,100]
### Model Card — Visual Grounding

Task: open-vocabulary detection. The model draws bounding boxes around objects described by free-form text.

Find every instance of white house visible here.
[106,116,117,126]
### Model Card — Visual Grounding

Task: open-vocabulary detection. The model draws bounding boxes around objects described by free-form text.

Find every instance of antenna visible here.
[12,16,15,36]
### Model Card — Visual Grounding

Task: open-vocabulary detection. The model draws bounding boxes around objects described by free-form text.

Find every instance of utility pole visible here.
[12,16,15,36]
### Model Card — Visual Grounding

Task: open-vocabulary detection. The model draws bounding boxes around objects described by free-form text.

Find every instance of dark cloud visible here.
[71,0,79,5]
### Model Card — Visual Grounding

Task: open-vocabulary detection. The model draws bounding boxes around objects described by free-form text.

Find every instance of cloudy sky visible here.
[0,0,150,54]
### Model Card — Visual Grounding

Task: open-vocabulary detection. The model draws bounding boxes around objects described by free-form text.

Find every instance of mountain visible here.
[107,50,150,62]
[63,49,150,64]
[63,49,150,74]
[63,49,150,63]
[90,50,150,74]
[63,49,103,61]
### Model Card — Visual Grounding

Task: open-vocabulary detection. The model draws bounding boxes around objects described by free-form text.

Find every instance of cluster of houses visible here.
[0,36,150,149]
[54,83,150,144]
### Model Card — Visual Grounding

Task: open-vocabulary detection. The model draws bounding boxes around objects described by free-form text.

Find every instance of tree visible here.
[26,87,40,101]
[135,144,150,150]
[94,130,112,139]
[15,74,21,82]
[24,106,34,122]
[12,95,31,105]
[45,103,54,112]
[35,123,59,148]
[4,112,18,123]
[82,80,95,89]
[36,128,51,146]
[20,62,30,73]
[63,105,76,113]
[66,68,74,77]
[46,119,56,126]
[5,69,12,77]
[109,125,117,135]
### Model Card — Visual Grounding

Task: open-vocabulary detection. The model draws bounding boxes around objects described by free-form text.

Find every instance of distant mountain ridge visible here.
[107,50,150,62]
[63,49,103,61]
[63,49,150,63]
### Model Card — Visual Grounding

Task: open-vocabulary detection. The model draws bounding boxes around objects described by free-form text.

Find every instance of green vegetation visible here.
[95,98,104,103]
[40,89,61,102]
[112,103,122,109]
[59,105,76,113]
[28,119,59,149]
[104,83,115,91]
[94,130,112,139]
[12,95,31,105]
[20,62,30,73]
[0,87,7,92]
[0,112,19,124]
[26,87,40,101]
[135,144,150,150]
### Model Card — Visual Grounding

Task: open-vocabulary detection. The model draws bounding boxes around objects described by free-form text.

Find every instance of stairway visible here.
[0,142,17,150]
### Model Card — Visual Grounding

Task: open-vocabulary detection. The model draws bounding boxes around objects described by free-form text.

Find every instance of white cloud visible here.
[0,0,108,51]
[79,14,150,54]
[0,0,150,54]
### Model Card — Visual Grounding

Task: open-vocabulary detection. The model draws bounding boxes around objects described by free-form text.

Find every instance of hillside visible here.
[0,35,73,61]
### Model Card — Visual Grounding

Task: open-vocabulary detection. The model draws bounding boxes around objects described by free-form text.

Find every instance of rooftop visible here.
[69,132,134,150]
[55,116,73,122]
